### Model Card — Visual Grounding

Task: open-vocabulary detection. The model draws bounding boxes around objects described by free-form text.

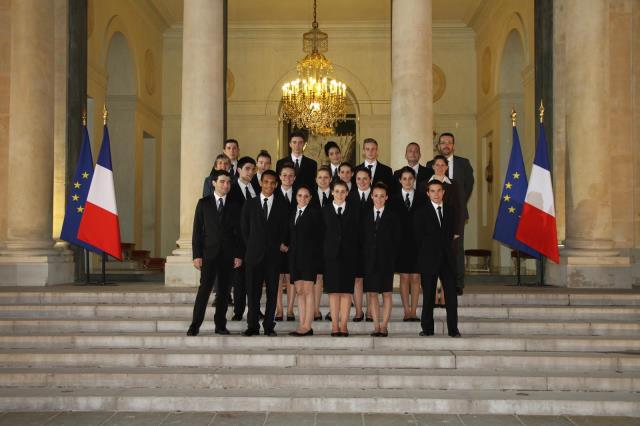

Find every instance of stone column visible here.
[547,0,631,288]
[165,0,224,286]
[0,0,74,286]
[390,0,433,169]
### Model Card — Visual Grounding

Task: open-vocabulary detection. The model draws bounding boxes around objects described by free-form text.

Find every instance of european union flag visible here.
[493,125,540,258]
[60,126,102,254]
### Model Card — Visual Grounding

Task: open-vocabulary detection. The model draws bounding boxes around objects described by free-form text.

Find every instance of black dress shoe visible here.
[264,330,277,337]
[411,317,421,322]
[242,329,260,336]
[291,329,313,337]
[419,331,434,337]
[186,328,199,336]
[275,315,283,322]
[286,314,295,321]
[231,314,243,321]
[370,331,381,337]
[215,328,230,335]
[378,330,388,337]
[288,331,301,336]
[402,317,410,322]
[258,311,265,320]
[457,288,464,296]
[341,332,349,337]
[352,314,364,322]
[365,316,373,322]
[449,331,462,338]
[331,331,341,337]
[325,313,332,321]
[314,314,323,321]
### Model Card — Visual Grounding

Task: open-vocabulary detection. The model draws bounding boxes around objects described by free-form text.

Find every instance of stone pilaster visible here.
[0,0,74,286]
[164,0,224,286]
[390,0,432,169]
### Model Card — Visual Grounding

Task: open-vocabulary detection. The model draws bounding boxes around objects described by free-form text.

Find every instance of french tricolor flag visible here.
[77,125,122,260]
[515,122,559,263]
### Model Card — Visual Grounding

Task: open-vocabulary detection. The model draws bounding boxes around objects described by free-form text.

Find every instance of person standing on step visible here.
[187,170,243,336]
[224,138,240,180]
[354,138,394,189]
[275,162,297,322]
[241,170,290,337]
[276,131,318,191]
[391,166,426,322]
[288,185,322,336]
[311,166,333,321]
[322,180,359,337]
[362,183,400,337]
[413,180,461,338]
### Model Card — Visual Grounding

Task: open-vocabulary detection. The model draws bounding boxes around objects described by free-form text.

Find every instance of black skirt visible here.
[364,270,394,293]
[323,258,355,294]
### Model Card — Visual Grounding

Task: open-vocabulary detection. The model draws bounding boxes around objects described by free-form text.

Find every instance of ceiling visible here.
[150,0,483,27]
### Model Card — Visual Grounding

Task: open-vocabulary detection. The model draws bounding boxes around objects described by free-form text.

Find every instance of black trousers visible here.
[190,255,232,331]
[455,229,465,290]
[421,261,458,335]
[233,266,247,317]
[245,256,279,332]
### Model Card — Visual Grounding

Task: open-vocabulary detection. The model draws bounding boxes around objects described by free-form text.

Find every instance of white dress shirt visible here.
[281,186,293,203]
[364,160,377,179]
[431,200,444,226]
[358,188,371,201]
[333,201,346,214]
[401,189,415,207]
[238,179,256,199]
[260,193,274,218]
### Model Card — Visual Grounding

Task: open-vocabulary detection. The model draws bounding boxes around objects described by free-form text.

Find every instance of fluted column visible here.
[0,0,74,286]
[165,0,224,286]
[390,0,433,169]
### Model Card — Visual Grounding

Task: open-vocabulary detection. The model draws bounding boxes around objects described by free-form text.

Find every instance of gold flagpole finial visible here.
[82,110,87,127]
[539,100,545,123]
[511,108,517,127]
[103,105,108,125]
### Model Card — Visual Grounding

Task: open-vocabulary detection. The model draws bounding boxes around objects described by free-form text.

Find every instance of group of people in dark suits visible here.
[188,131,474,338]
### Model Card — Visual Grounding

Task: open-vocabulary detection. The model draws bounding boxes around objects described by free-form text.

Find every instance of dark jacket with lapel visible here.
[241,195,289,265]
[355,161,394,189]
[413,202,457,274]
[192,195,244,260]
[288,205,323,274]
[310,187,333,210]
[321,201,360,263]
[360,207,401,277]
[393,164,430,194]
[276,155,318,191]
[228,180,261,207]
[426,155,474,219]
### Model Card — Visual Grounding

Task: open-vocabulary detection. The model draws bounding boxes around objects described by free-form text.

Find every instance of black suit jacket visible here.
[192,196,244,261]
[241,195,289,265]
[310,188,333,209]
[355,161,394,189]
[360,207,400,277]
[413,202,457,274]
[322,201,360,263]
[393,164,430,195]
[276,155,318,191]
[288,206,323,274]
[426,155,474,219]
[228,180,261,207]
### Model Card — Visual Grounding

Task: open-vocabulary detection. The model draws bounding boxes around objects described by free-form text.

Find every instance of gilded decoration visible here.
[433,63,446,102]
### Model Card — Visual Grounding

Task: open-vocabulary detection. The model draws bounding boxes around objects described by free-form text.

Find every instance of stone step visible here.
[1,318,638,336]
[0,387,637,416]
[1,289,639,306]
[1,333,639,353]
[1,366,637,392]
[1,304,638,321]
[0,348,637,371]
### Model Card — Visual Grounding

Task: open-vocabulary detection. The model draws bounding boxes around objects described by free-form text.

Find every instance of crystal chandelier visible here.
[280,0,347,134]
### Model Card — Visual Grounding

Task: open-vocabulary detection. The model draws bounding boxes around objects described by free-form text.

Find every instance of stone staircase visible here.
[0,285,638,416]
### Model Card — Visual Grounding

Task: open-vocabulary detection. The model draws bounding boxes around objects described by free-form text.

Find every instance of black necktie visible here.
[374,210,381,230]
[229,165,234,177]
[437,205,443,227]
[333,167,338,179]
[322,191,328,207]
[285,191,290,204]
[218,198,224,214]
[263,198,269,219]
[367,164,373,178]
[405,193,411,209]
[295,159,300,173]
[337,206,343,218]
[244,185,252,200]
[361,192,366,203]
[295,209,303,225]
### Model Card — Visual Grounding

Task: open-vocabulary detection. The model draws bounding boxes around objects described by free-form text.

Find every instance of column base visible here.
[164,254,199,287]
[545,254,632,289]
[0,251,75,286]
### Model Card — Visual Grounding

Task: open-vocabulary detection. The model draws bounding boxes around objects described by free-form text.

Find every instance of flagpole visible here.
[538,100,546,287]
[510,108,524,287]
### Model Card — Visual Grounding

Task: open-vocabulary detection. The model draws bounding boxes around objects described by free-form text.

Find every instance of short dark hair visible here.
[426,179,445,190]
[256,150,271,161]
[279,162,296,175]
[317,165,332,177]
[432,154,448,165]
[398,166,416,179]
[261,169,277,182]
[372,182,389,195]
[224,139,239,149]
[238,156,256,168]
[406,142,421,151]
[211,169,231,182]
[295,184,312,197]
[338,162,354,173]
[331,180,349,191]
[438,132,455,144]
[324,141,340,156]
[290,131,306,142]
[355,166,372,179]
[363,137,378,147]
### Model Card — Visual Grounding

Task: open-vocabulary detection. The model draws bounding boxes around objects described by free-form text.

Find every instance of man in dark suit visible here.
[251,150,272,190]
[187,170,243,336]
[426,132,474,295]
[324,141,342,181]
[224,139,240,179]
[241,170,290,336]
[227,156,261,320]
[393,142,430,194]
[276,131,317,191]
[355,138,394,189]
[413,180,461,338]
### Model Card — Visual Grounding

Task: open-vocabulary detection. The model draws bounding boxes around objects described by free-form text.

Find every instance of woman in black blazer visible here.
[287,185,322,336]
[311,166,333,321]
[322,180,359,336]
[392,167,426,322]
[362,183,400,336]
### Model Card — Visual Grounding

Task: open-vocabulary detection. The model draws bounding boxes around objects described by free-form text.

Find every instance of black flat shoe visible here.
[264,330,277,337]
[341,332,349,337]
[288,331,301,336]
[286,315,295,321]
[186,328,198,336]
[370,331,381,337]
[365,317,373,322]
[231,314,243,321]
[449,331,462,338]
[275,315,283,322]
[352,314,364,322]
[214,328,230,335]
[379,330,388,337]
[419,331,434,337]
[314,314,323,321]
[457,288,464,296]
[242,329,260,336]
[411,317,421,322]
[325,313,332,321]
[402,317,410,322]
[298,328,313,336]
[331,331,341,337]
